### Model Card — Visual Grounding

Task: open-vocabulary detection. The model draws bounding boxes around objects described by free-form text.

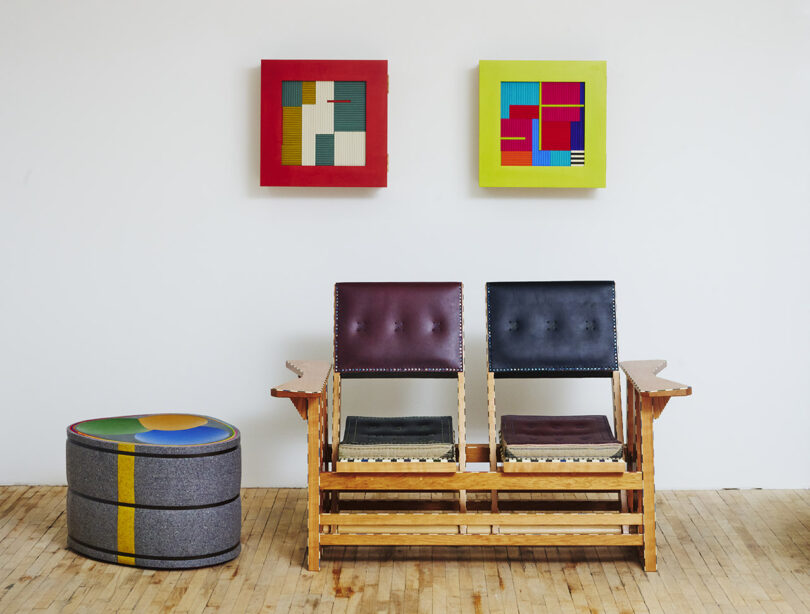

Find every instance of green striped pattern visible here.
[334,81,366,131]
[315,134,335,166]
[281,81,302,107]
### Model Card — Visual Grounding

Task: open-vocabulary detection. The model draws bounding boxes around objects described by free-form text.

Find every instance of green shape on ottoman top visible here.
[73,417,148,436]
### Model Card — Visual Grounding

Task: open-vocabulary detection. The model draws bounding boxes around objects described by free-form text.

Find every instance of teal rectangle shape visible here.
[315,134,334,166]
[281,81,302,107]
[334,81,366,131]
[548,150,571,166]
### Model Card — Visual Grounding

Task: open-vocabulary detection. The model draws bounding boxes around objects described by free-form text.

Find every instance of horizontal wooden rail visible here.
[320,471,642,491]
[337,499,622,512]
[336,462,458,474]
[320,512,641,526]
[502,461,626,473]
[329,445,627,467]
[329,444,495,464]
[321,534,644,547]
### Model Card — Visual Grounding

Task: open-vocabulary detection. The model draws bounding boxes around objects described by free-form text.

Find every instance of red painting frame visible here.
[260,60,388,187]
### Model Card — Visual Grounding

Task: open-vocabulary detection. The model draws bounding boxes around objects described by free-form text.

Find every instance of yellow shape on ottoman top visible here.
[138,414,208,431]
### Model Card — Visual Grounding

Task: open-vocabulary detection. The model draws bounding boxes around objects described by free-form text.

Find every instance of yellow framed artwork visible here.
[479,61,606,188]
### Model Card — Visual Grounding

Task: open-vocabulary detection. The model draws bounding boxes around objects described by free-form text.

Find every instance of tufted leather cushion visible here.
[335,282,464,376]
[487,281,618,377]
[339,416,456,460]
[342,416,454,445]
[500,415,623,459]
[501,415,617,445]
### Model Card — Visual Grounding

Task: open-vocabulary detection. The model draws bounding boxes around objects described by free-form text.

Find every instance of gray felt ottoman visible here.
[66,413,241,569]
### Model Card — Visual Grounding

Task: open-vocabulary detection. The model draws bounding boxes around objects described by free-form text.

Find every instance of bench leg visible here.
[307,396,321,571]
[640,396,656,572]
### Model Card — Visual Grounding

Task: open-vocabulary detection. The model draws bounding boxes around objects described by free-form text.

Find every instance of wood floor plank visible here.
[0,487,48,576]
[5,501,70,610]
[1,487,809,613]
[719,489,810,612]
[0,487,32,534]
[254,488,305,612]
[233,488,286,610]
[0,487,64,607]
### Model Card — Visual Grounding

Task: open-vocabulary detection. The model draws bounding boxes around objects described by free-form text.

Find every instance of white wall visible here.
[1,0,808,489]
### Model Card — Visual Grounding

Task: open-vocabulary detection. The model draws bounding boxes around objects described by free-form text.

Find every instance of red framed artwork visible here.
[260,60,388,187]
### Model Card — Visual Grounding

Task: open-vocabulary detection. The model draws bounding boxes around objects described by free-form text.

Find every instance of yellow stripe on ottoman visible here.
[117,443,136,565]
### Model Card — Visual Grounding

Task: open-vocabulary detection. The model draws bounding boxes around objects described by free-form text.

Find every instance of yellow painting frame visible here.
[479,60,606,188]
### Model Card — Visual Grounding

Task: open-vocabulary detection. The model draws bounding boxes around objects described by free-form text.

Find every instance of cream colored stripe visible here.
[333,131,365,166]
[314,81,334,134]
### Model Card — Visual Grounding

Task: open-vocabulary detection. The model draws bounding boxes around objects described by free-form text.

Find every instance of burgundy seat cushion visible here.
[501,415,617,445]
[500,415,623,459]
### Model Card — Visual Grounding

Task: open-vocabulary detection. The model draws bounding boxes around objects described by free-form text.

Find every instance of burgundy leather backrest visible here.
[334,282,464,377]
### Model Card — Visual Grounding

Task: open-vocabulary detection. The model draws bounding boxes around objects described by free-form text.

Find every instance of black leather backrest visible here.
[334,282,464,377]
[486,281,618,377]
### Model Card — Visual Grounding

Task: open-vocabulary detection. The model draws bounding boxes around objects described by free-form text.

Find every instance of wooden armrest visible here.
[620,360,691,398]
[271,360,332,399]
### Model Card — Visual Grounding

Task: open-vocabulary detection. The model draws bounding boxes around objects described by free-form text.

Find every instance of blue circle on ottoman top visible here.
[133,425,231,445]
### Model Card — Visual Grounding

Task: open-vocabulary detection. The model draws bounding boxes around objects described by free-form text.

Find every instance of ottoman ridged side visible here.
[65,414,242,569]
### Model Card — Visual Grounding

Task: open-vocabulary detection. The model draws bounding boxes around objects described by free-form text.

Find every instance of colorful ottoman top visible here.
[68,414,239,454]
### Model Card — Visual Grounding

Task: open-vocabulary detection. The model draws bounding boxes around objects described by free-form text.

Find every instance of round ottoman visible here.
[66,413,241,569]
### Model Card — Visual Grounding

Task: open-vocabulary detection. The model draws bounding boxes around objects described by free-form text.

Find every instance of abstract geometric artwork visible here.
[281,81,366,166]
[500,82,584,166]
[261,60,387,187]
[480,61,606,187]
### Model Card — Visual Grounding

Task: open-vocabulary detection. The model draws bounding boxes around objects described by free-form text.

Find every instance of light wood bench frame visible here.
[272,358,690,572]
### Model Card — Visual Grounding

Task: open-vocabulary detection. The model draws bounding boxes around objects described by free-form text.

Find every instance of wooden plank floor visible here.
[0,487,808,613]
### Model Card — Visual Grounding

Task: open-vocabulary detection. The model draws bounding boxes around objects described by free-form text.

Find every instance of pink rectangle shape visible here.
[501,118,533,138]
[501,119,532,151]
[542,106,581,122]
[501,137,531,151]
[509,105,539,119]
[542,82,582,105]
[500,118,532,151]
